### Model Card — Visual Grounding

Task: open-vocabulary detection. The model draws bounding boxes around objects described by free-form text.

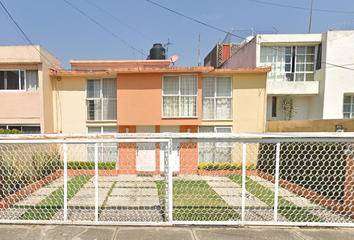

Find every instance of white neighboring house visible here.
[220,30,354,121]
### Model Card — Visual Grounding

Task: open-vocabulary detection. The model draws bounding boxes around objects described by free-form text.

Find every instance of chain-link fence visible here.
[1,134,354,226]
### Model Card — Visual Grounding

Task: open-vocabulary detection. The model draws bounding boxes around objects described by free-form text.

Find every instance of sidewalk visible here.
[1,224,354,240]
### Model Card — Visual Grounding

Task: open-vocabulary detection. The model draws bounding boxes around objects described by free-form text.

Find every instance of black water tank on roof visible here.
[150,43,166,60]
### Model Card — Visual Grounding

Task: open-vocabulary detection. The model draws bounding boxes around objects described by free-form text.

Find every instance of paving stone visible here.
[0,207,29,220]
[111,188,158,196]
[34,225,88,240]
[207,181,241,188]
[100,209,163,222]
[83,181,114,188]
[14,195,47,206]
[75,226,117,240]
[52,208,95,221]
[282,196,322,208]
[32,187,58,195]
[106,196,160,207]
[116,227,193,240]
[295,229,354,240]
[212,187,243,196]
[68,188,110,207]
[307,209,354,223]
[115,181,157,188]
[221,196,267,207]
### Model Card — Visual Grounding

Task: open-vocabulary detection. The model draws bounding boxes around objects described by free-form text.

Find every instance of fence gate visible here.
[0,133,354,227]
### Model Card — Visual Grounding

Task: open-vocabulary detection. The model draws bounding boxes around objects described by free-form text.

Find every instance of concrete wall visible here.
[321,31,354,119]
[267,96,312,121]
[220,37,257,69]
[268,118,354,132]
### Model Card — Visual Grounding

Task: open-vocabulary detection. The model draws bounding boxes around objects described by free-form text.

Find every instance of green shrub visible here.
[198,162,256,170]
[0,128,24,134]
[59,161,116,170]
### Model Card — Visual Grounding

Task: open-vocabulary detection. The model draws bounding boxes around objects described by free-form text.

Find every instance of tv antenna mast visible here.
[164,39,173,58]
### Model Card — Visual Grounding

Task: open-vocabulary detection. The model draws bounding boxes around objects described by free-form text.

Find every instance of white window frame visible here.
[86,78,117,121]
[202,76,232,120]
[343,95,354,118]
[162,74,198,118]
[87,126,119,164]
[260,46,316,82]
[0,69,38,91]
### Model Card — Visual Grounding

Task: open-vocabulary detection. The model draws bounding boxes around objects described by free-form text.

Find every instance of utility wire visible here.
[63,0,146,56]
[147,0,354,72]
[246,0,354,14]
[0,0,58,69]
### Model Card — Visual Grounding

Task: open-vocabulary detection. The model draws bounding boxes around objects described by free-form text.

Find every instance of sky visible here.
[1,0,354,70]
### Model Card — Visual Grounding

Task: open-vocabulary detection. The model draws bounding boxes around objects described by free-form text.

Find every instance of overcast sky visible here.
[1,0,354,69]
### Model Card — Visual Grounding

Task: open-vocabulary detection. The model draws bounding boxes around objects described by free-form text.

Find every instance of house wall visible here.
[322,31,354,119]
[267,95,311,121]
[117,72,202,126]
[221,37,257,69]
[53,76,86,134]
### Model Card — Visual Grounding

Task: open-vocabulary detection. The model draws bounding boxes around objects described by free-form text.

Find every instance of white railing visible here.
[0,133,354,227]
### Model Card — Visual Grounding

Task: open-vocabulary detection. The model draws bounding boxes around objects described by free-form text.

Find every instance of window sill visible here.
[202,119,233,121]
[162,117,198,119]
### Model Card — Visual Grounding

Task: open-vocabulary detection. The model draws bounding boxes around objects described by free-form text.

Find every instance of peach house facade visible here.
[49,59,270,174]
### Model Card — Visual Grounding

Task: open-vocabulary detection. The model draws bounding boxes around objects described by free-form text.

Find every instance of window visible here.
[198,126,233,163]
[343,95,354,118]
[202,76,232,120]
[162,75,197,117]
[0,70,38,91]
[86,78,117,121]
[260,46,316,82]
[0,125,40,134]
[87,126,118,163]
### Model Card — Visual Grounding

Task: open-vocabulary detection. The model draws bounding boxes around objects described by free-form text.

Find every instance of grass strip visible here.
[229,175,322,222]
[98,181,117,219]
[20,175,93,220]
[155,180,239,221]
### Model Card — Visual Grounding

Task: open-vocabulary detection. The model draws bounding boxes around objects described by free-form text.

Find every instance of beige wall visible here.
[268,118,354,132]
[0,92,40,124]
[53,76,86,134]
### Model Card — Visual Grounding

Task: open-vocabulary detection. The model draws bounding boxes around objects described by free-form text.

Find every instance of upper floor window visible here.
[260,46,316,82]
[0,70,38,91]
[86,78,117,121]
[162,75,197,118]
[343,95,354,118]
[202,76,232,120]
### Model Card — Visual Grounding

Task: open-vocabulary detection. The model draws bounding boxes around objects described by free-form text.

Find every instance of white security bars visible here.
[0,133,354,227]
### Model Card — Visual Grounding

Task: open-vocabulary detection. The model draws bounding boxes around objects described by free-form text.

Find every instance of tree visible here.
[280,98,298,120]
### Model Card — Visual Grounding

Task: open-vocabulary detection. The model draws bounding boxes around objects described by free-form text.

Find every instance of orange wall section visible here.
[117,72,202,126]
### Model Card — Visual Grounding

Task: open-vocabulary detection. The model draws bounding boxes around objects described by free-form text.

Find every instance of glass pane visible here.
[181,96,197,116]
[199,126,215,133]
[343,113,350,118]
[285,64,291,72]
[296,63,305,71]
[87,99,101,120]
[260,47,267,55]
[297,46,306,54]
[307,46,315,54]
[202,98,214,119]
[296,55,305,63]
[351,105,354,113]
[202,77,215,98]
[295,73,305,81]
[344,96,351,104]
[343,105,351,112]
[286,73,294,81]
[20,71,25,90]
[260,56,267,63]
[102,100,117,120]
[102,78,117,98]
[7,71,20,90]
[216,77,232,97]
[22,126,40,134]
[181,75,197,95]
[103,127,118,133]
[285,47,292,54]
[163,76,179,95]
[276,73,286,81]
[88,127,102,134]
[26,70,39,92]
[216,98,232,119]
[306,64,314,72]
[87,79,101,98]
[306,55,315,63]
[285,55,291,64]
[306,73,314,81]
[163,96,179,117]
[0,72,4,89]
[216,127,232,133]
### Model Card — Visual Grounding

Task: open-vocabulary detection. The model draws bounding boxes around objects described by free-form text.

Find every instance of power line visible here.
[63,0,146,56]
[0,0,58,69]
[246,0,354,14]
[84,0,155,43]
[147,0,354,72]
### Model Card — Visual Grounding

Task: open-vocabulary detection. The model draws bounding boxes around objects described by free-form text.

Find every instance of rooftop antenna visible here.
[198,33,201,66]
[309,0,314,33]
[164,39,173,58]
[273,27,279,34]
[251,28,254,36]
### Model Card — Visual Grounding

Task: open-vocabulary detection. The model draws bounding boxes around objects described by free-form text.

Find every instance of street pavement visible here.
[1,224,354,240]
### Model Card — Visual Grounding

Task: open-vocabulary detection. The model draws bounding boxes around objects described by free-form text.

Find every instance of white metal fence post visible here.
[94,143,99,222]
[242,143,247,223]
[63,143,68,221]
[274,142,281,222]
[168,139,173,223]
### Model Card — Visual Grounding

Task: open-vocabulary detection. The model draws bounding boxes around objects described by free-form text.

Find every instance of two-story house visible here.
[217,30,354,121]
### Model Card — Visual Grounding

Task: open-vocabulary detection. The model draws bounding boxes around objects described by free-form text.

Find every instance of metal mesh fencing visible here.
[0,135,354,226]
